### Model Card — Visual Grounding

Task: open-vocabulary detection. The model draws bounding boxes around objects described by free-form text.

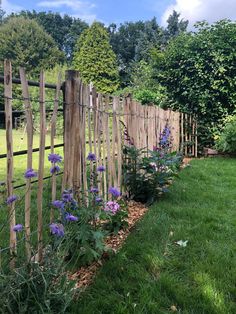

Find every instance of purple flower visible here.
[52,200,64,209]
[50,165,60,174]
[97,165,106,172]
[49,223,64,237]
[65,214,78,221]
[90,187,99,193]
[62,191,73,202]
[12,224,23,232]
[108,187,121,197]
[87,152,96,162]
[24,168,37,179]
[104,201,120,214]
[48,153,62,163]
[95,197,103,203]
[6,195,18,205]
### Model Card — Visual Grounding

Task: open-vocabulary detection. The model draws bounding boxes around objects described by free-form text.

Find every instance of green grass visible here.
[0,129,63,186]
[72,158,236,314]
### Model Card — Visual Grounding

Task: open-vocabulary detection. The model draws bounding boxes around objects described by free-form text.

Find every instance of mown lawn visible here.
[72,158,236,314]
[0,129,64,186]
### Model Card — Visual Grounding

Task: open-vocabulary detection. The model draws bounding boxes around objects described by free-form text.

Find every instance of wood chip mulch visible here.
[70,201,148,290]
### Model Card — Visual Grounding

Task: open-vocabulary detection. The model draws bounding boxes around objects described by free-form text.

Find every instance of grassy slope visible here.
[72,158,236,314]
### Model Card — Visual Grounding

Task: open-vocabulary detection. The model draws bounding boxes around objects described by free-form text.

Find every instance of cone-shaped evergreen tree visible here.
[73,22,119,94]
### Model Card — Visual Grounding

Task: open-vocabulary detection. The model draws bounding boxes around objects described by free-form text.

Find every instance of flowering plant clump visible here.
[123,125,183,204]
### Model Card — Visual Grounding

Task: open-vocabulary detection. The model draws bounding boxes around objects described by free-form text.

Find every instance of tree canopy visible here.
[73,22,119,94]
[5,11,88,61]
[0,17,64,75]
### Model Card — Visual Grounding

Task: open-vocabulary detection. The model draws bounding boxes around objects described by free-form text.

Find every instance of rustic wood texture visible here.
[4,60,16,267]
[37,71,46,262]
[19,67,34,261]
[50,72,62,223]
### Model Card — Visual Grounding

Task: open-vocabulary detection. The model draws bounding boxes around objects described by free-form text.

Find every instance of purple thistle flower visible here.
[90,187,99,193]
[48,153,62,163]
[49,223,64,237]
[87,152,96,162]
[104,201,120,214]
[52,200,64,209]
[12,224,23,232]
[50,165,60,174]
[24,168,37,179]
[97,165,106,172]
[65,214,78,222]
[6,195,18,205]
[108,187,121,197]
[95,197,103,203]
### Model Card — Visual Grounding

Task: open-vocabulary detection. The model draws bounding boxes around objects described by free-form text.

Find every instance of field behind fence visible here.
[0,60,197,269]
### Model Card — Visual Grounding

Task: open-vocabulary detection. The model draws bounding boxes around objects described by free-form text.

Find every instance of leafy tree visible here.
[0,17,64,75]
[73,22,119,94]
[5,11,88,61]
[108,19,164,85]
[153,20,236,146]
[164,10,188,43]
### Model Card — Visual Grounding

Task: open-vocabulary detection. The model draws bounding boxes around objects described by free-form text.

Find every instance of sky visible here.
[1,0,236,27]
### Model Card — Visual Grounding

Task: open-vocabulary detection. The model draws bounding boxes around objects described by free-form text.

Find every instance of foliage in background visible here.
[152,20,236,147]
[0,17,64,76]
[5,10,88,61]
[73,22,119,94]
[215,115,236,153]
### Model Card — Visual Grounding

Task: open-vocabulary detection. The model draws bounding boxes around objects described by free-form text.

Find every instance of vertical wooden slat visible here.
[62,71,74,190]
[82,84,88,203]
[101,97,107,199]
[4,60,16,267]
[37,70,46,263]
[50,72,62,222]
[116,97,122,189]
[19,67,34,261]
[72,77,81,197]
[112,97,118,187]
[105,95,112,189]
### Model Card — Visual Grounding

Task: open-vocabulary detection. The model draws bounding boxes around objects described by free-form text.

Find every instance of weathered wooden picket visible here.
[1,62,197,267]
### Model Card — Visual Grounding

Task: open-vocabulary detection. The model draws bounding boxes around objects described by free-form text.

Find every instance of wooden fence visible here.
[0,62,197,267]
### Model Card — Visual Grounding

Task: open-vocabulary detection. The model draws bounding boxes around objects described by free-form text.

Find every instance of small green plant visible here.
[0,248,75,313]
[215,115,236,153]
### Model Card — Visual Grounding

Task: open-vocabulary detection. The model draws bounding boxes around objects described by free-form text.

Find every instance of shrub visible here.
[215,116,236,153]
[123,126,182,204]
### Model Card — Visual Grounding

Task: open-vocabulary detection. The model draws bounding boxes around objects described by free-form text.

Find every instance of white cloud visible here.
[1,0,23,14]
[37,0,96,23]
[161,0,236,28]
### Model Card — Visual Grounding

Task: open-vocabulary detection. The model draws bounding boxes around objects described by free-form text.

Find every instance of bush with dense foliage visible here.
[153,20,236,147]
[215,116,236,153]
